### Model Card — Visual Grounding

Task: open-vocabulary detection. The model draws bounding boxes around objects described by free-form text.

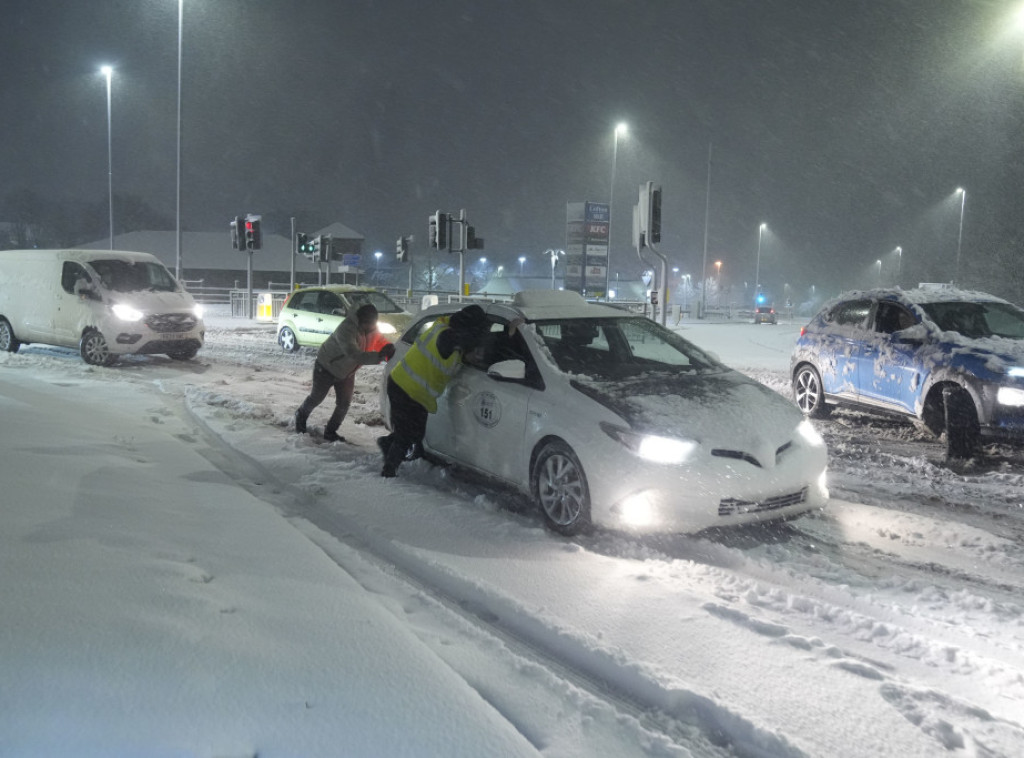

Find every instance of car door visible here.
[426,317,535,484]
[857,301,924,413]
[818,298,871,399]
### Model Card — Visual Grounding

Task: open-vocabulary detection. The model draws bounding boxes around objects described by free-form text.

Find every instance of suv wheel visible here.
[793,364,831,418]
[943,386,979,459]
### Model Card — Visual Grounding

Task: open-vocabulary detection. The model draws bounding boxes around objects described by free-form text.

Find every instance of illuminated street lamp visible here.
[605,122,628,298]
[374,250,382,268]
[876,259,883,287]
[100,65,114,250]
[895,246,903,284]
[754,222,767,306]
[546,249,564,290]
[518,255,526,275]
[955,187,966,284]
[714,260,722,306]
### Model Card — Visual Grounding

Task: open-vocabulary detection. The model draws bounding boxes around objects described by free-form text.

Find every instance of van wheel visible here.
[532,440,592,536]
[0,317,21,353]
[80,329,114,366]
[278,326,299,352]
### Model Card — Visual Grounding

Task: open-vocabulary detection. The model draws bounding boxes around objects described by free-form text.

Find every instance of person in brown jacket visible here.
[294,303,395,442]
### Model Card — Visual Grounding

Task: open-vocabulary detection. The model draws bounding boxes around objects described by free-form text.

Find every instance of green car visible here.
[276,285,413,352]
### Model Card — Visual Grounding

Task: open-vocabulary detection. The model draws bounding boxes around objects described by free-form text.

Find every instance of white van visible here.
[0,249,205,365]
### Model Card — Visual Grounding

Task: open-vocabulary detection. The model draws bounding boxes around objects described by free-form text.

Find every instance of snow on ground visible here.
[1,307,1023,757]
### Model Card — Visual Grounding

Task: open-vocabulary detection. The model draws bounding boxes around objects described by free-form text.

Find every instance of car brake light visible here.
[800,326,807,337]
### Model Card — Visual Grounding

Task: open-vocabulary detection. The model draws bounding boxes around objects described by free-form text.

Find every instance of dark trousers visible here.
[381,376,428,475]
[297,362,355,434]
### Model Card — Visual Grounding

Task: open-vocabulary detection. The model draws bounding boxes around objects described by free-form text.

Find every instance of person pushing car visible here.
[294,303,395,442]
[378,303,489,477]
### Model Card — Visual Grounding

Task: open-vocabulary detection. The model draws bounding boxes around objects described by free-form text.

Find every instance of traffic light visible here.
[317,235,331,263]
[230,216,243,250]
[309,236,321,258]
[396,236,409,263]
[244,214,262,250]
[429,211,449,250]
[296,232,311,256]
[649,186,662,244]
[466,226,484,250]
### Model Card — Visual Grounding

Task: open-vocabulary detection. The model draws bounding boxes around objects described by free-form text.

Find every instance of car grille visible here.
[718,487,808,517]
[145,313,197,333]
[712,441,792,468]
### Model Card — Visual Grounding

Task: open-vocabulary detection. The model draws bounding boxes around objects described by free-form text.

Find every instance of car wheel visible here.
[80,329,114,366]
[0,317,20,353]
[793,364,831,418]
[532,440,592,536]
[168,347,199,361]
[943,386,979,459]
[278,326,299,352]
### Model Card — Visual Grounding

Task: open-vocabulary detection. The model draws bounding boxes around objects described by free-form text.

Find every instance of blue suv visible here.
[791,286,1024,457]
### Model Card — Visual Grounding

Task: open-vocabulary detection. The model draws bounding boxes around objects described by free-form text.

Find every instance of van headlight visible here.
[377,322,397,335]
[193,304,205,319]
[111,303,144,322]
[600,422,698,464]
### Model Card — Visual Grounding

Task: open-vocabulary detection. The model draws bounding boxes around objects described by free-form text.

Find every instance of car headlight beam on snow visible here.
[600,422,698,465]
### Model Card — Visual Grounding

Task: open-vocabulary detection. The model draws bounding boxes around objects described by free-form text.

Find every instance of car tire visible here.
[943,386,979,459]
[793,364,831,418]
[532,440,592,536]
[80,329,114,366]
[278,326,299,352]
[0,317,21,353]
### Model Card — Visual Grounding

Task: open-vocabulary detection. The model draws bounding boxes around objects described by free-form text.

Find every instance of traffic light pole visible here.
[289,216,296,291]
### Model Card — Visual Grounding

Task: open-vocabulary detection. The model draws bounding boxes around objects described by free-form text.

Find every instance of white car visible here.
[381,290,829,535]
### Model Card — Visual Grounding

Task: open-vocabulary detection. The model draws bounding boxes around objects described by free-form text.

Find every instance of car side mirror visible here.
[487,359,526,381]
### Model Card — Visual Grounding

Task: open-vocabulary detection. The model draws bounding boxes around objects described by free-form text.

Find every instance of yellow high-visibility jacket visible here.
[389,317,461,413]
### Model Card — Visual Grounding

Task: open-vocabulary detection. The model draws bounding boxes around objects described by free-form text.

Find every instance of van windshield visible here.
[88,259,178,293]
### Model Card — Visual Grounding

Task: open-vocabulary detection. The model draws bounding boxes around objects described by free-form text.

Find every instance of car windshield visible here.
[534,316,719,379]
[88,259,178,293]
[919,300,1024,339]
[346,290,403,314]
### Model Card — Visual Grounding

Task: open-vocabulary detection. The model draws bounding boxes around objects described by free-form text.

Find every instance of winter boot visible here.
[294,408,308,434]
[323,428,345,443]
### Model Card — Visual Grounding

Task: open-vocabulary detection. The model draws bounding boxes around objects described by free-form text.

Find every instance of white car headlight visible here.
[796,419,826,447]
[997,386,1024,407]
[193,304,205,320]
[111,303,144,322]
[377,322,397,335]
[1008,366,1024,378]
[600,422,698,465]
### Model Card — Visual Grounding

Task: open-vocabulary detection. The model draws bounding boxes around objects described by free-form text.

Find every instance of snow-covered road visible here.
[3,315,1023,756]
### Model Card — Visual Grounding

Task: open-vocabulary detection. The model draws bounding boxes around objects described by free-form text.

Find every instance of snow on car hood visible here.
[572,369,804,452]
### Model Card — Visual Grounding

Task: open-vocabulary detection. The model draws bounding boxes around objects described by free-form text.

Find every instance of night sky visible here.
[3,0,1023,300]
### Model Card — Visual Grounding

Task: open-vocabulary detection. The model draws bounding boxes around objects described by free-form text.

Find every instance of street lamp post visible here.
[876,259,883,287]
[374,251,382,269]
[175,0,183,279]
[100,65,114,250]
[605,122,628,299]
[547,249,563,290]
[895,246,903,284]
[518,256,526,276]
[754,222,766,307]
[955,188,966,284]
[714,260,722,306]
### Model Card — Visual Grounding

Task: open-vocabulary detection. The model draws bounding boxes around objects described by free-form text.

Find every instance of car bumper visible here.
[586,439,829,534]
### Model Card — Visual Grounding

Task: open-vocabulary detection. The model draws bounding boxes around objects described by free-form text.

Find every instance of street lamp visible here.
[100,65,114,250]
[955,187,966,284]
[895,246,903,284]
[374,251,382,268]
[546,249,564,290]
[714,260,722,306]
[175,0,183,279]
[518,255,526,276]
[754,222,766,307]
[876,259,883,287]
[605,122,628,298]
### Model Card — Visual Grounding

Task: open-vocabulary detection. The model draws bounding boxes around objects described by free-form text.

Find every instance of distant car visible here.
[380,290,829,535]
[754,306,778,324]
[790,286,1024,457]
[276,285,413,352]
